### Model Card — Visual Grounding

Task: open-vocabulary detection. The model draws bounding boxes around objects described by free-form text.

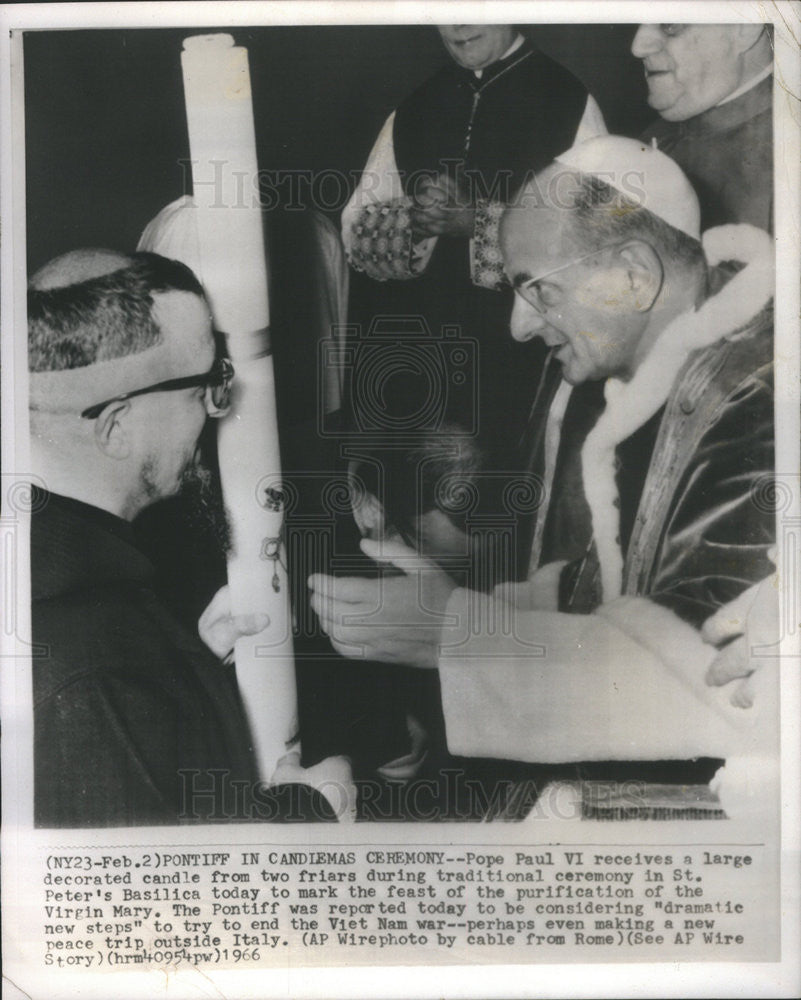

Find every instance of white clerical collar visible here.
[473,33,525,79]
[716,63,773,107]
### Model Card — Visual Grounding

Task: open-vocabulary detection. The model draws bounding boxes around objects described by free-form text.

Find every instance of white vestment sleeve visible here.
[438,590,772,764]
[341,110,437,274]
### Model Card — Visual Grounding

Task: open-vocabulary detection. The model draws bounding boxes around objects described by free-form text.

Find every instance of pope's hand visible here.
[198,585,271,662]
[702,573,779,708]
[308,538,457,669]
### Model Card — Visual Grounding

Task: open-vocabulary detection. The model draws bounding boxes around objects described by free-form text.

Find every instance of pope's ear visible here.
[616,240,663,312]
[93,399,132,459]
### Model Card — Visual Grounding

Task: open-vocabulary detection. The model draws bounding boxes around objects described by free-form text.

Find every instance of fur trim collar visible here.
[581,224,774,602]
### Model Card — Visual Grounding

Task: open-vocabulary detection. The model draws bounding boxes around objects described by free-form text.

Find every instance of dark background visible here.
[24,24,652,273]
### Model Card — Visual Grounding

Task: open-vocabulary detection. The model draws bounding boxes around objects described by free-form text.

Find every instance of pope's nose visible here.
[510,295,549,342]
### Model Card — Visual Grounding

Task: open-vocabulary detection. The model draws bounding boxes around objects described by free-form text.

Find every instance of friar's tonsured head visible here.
[28,249,228,518]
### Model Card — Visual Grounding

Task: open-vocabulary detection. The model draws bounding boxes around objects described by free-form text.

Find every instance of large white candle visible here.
[180,33,296,781]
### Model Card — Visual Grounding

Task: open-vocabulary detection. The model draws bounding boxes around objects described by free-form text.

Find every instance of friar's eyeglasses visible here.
[81,357,234,420]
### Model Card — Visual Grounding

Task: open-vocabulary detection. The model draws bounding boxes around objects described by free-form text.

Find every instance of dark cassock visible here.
[342,35,605,449]
[31,489,258,827]
[32,488,335,827]
[641,70,773,233]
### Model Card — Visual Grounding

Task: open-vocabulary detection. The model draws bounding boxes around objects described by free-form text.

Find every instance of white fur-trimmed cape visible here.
[581,224,775,603]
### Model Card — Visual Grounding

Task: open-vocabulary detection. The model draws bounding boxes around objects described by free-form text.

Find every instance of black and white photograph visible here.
[1,2,799,997]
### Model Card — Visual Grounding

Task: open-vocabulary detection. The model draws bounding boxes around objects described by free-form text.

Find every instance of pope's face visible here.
[631,24,746,121]
[437,25,517,71]
[501,202,647,385]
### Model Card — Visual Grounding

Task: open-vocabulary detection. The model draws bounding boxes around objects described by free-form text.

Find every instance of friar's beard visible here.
[180,461,233,556]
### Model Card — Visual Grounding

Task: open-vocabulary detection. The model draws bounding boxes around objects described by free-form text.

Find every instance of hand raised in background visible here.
[410,172,476,240]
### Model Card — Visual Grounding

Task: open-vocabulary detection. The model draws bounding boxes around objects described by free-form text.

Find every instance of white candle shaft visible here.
[181,33,296,779]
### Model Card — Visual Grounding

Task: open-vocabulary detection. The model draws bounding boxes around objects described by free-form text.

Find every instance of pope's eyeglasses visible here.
[512,248,607,314]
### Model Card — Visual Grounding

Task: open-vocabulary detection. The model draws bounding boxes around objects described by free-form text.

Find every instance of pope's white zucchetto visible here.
[554,135,702,240]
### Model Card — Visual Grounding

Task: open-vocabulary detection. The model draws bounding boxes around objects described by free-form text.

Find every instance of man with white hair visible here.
[632,23,773,230]
[310,137,775,777]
